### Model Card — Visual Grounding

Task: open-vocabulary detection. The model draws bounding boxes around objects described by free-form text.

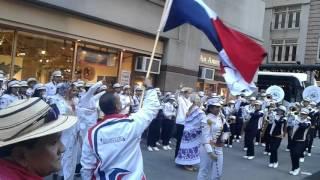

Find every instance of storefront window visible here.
[0,28,14,78]
[75,43,120,85]
[14,32,74,82]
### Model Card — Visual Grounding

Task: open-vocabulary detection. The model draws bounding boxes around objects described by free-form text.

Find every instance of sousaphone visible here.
[266,85,285,103]
[303,86,320,103]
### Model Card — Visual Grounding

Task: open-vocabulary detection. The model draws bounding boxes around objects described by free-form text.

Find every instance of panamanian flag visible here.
[159,0,267,96]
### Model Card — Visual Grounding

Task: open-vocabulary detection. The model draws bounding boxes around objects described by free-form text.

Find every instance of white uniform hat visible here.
[228,100,235,104]
[300,108,310,115]
[27,78,37,83]
[249,97,256,101]
[52,70,62,77]
[8,80,20,88]
[168,95,176,101]
[303,98,311,102]
[135,86,143,91]
[198,91,205,97]
[181,87,192,93]
[34,83,46,90]
[254,100,262,106]
[310,101,317,106]
[261,93,267,97]
[277,105,287,112]
[207,98,221,107]
[123,85,131,90]
[20,81,28,87]
[113,83,121,88]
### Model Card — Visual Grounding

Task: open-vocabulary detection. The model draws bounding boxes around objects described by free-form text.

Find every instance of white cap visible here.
[229,100,235,104]
[0,74,4,81]
[303,98,311,102]
[76,80,85,87]
[165,92,172,96]
[20,81,28,87]
[261,93,267,97]
[98,85,107,91]
[8,80,20,88]
[113,83,121,88]
[249,97,256,101]
[34,83,46,90]
[277,105,287,112]
[123,85,131,90]
[310,101,317,106]
[52,70,62,77]
[181,87,192,93]
[168,95,176,101]
[27,77,37,83]
[207,98,221,107]
[155,88,161,92]
[198,91,205,97]
[301,108,309,115]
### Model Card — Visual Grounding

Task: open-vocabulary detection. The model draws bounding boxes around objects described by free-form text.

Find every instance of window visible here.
[273,6,301,29]
[0,28,14,77]
[271,39,298,63]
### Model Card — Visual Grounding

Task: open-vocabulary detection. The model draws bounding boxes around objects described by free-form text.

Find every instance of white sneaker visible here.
[167,146,172,150]
[147,146,153,152]
[268,153,271,156]
[263,151,268,155]
[268,163,274,168]
[169,141,172,144]
[292,168,300,176]
[273,162,278,168]
[306,148,309,151]
[247,156,255,160]
[285,149,290,152]
[163,146,168,151]
[307,153,311,157]
[236,140,240,143]
[229,145,233,148]
[289,170,294,175]
[153,147,160,151]
[224,144,228,147]
[239,136,242,139]
[243,156,248,159]
[299,158,304,163]
[262,143,266,147]
[254,142,259,146]
[244,148,248,151]
[156,142,161,146]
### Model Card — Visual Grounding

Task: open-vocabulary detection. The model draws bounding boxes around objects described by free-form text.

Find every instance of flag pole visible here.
[139,0,172,108]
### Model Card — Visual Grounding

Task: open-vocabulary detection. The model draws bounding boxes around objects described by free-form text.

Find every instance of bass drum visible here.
[303,86,320,103]
[266,85,285,103]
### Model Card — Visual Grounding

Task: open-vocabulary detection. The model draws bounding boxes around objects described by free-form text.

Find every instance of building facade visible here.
[263,0,311,65]
[0,0,265,95]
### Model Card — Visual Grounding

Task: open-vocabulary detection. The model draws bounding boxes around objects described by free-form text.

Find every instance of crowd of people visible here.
[0,69,319,179]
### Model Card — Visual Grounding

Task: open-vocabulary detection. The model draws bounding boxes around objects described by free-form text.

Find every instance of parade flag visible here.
[159,0,267,95]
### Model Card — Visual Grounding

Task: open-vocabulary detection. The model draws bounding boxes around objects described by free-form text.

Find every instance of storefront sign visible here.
[120,70,131,85]
[200,52,220,67]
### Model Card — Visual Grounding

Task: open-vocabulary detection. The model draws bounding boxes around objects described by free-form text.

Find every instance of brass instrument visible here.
[261,108,274,136]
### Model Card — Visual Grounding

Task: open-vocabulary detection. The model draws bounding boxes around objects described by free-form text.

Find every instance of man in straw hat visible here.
[0,98,77,179]
[81,78,160,179]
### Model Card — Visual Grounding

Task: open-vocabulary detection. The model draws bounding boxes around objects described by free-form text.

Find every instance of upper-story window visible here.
[271,39,298,63]
[273,6,301,30]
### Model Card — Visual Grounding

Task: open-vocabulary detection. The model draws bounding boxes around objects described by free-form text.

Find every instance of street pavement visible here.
[142,138,320,180]
[46,137,320,180]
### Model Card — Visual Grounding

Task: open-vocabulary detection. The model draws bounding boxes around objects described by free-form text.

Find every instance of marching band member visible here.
[286,106,299,151]
[119,85,132,115]
[243,101,264,160]
[314,103,320,138]
[131,86,143,113]
[289,108,311,176]
[19,81,28,99]
[198,98,230,180]
[262,101,276,155]
[0,73,5,97]
[26,77,37,97]
[234,94,247,142]
[305,102,317,156]
[161,95,177,150]
[45,70,62,97]
[0,80,21,109]
[113,83,122,96]
[176,94,206,171]
[175,87,193,157]
[268,105,287,168]
[224,100,236,148]
[81,78,160,180]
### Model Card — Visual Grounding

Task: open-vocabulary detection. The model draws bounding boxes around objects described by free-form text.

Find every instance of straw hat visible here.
[0,98,77,147]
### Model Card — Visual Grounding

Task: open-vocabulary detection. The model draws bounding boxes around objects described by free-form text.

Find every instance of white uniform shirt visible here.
[176,96,192,125]
[81,89,160,180]
[0,94,20,109]
[163,102,177,120]
[45,81,58,97]
[26,88,34,97]
[201,113,226,153]
[120,94,132,115]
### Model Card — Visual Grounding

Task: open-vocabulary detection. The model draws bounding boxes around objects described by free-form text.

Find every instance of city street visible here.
[142,138,320,180]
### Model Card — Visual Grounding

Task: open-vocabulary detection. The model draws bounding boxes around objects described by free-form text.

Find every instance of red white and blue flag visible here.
[159,0,267,95]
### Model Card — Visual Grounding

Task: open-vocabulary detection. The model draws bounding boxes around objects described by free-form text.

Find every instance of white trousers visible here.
[198,146,223,180]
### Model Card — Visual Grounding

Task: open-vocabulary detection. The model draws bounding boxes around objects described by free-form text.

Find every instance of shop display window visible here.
[0,28,14,78]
